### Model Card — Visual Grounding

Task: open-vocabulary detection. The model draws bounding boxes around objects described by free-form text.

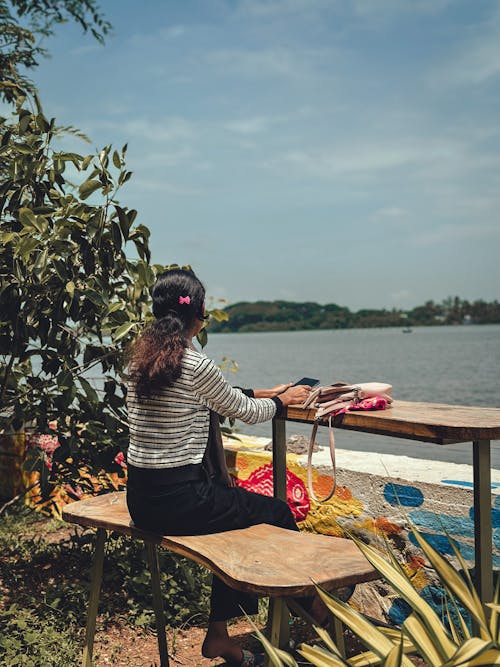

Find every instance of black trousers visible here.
[126,469,298,621]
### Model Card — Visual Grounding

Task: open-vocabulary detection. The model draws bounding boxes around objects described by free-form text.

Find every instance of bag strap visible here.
[307,415,337,503]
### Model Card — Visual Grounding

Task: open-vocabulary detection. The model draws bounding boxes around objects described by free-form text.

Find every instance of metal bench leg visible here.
[82,528,106,667]
[330,617,346,658]
[146,542,170,667]
[264,597,290,667]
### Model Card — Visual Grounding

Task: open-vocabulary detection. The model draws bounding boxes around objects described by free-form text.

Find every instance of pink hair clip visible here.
[179,296,191,305]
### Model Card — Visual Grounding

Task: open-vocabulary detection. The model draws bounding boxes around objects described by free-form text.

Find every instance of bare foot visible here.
[202,621,244,664]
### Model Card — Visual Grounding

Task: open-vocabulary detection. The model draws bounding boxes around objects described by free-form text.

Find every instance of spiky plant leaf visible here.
[409,528,488,637]
[297,643,349,666]
[379,627,416,651]
[245,614,298,667]
[403,612,449,667]
[488,574,500,640]
[315,586,398,660]
[382,636,404,667]
[350,537,457,660]
[313,626,344,657]
[459,649,500,666]
[444,595,460,644]
[348,649,389,667]
[443,637,495,667]
[315,587,416,667]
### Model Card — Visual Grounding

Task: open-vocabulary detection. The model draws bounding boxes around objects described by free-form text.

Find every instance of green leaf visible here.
[208,308,229,322]
[18,207,45,233]
[113,321,137,341]
[315,585,405,662]
[112,150,121,168]
[15,142,33,155]
[443,638,497,667]
[383,638,404,667]
[65,281,75,297]
[2,232,18,244]
[79,377,99,404]
[197,328,208,348]
[297,644,347,666]
[79,178,102,200]
[15,236,40,260]
[111,220,122,251]
[403,613,446,667]
[57,371,73,390]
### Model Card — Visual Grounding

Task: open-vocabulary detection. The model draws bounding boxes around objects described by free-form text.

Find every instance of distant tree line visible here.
[207,297,500,333]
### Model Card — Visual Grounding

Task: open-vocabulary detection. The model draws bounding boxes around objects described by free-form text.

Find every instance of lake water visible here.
[203,324,500,469]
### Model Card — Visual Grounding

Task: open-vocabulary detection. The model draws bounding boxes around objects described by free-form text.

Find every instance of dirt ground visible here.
[92,617,267,666]
[91,615,357,666]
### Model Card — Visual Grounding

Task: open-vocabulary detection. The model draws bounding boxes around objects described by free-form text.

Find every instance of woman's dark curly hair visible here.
[128,268,206,397]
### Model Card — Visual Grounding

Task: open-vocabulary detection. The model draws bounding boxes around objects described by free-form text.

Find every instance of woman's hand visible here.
[270,382,292,396]
[279,384,312,406]
[253,383,292,399]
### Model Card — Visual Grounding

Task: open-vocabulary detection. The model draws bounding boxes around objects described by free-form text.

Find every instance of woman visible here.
[126,268,313,666]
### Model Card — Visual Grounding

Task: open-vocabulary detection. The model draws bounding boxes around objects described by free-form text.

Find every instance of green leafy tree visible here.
[0,0,110,102]
[0,94,157,505]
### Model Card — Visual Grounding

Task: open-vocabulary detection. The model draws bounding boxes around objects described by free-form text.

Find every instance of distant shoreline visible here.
[209,321,498,334]
[208,298,500,334]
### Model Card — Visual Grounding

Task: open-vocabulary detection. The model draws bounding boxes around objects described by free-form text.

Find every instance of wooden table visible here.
[272,399,500,604]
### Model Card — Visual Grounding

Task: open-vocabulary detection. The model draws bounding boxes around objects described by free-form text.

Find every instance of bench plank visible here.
[63,492,378,596]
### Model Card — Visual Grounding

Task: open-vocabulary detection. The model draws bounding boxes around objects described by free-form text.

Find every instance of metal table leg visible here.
[82,528,106,667]
[472,439,493,606]
[146,543,169,667]
[272,417,287,502]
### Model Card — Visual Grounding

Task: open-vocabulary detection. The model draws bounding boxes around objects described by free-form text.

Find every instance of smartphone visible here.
[293,377,320,387]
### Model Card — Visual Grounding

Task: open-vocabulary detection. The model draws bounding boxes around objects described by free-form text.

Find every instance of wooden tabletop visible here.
[285,400,500,444]
[62,492,378,596]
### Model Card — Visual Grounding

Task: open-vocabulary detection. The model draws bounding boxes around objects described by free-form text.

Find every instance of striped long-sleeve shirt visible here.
[127,347,280,469]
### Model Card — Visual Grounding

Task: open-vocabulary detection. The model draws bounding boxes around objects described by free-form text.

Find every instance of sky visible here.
[24,0,500,310]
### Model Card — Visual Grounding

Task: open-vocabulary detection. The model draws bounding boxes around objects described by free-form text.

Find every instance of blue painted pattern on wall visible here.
[383,483,424,507]
[410,509,474,538]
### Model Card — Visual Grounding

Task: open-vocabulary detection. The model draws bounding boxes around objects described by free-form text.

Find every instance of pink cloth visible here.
[335,396,389,415]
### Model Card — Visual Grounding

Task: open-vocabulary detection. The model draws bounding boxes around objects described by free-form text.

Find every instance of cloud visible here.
[92,117,195,144]
[236,0,330,18]
[130,147,194,169]
[352,0,453,18]
[428,6,500,86]
[159,25,186,41]
[412,223,499,247]
[126,177,204,196]
[389,289,413,306]
[205,47,321,79]
[274,142,424,178]
[222,115,280,135]
[70,43,104,57]
[370,207,409,224]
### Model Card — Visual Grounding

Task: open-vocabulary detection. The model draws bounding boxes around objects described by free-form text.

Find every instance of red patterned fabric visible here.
[237,462,310,521]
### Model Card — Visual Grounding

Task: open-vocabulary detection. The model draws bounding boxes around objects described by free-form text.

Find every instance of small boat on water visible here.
[402,327,413,333]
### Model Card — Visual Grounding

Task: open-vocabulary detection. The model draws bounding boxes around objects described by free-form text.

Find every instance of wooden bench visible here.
[62,491,379,667]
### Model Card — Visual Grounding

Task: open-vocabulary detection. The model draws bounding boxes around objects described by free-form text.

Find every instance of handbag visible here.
[304,382,393,503]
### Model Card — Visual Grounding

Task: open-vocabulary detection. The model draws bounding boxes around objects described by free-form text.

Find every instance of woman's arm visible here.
[192,357,310,424]
[253,383,292,399]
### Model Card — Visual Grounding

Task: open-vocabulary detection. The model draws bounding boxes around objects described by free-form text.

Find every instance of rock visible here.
[265,433,319,454]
